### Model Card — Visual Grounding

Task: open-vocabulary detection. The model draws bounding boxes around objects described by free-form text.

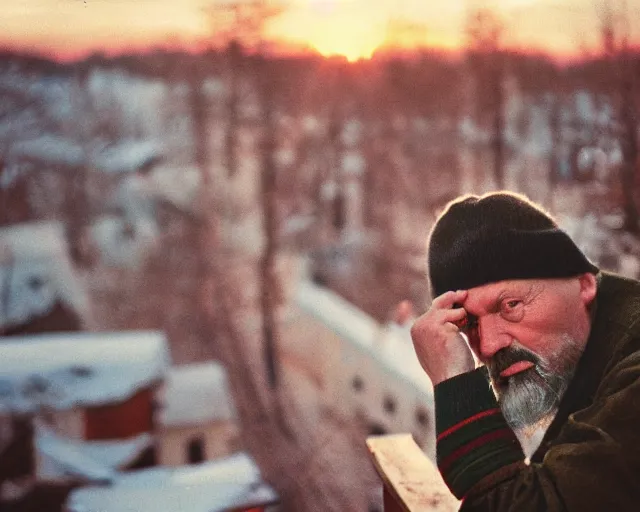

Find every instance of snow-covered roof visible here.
[38,433,116,484]
[9,135,85,168]
[89,164,200,268]
[0,221,90,330]
[65,452,279,512]
[8,136,162,174]
[92,140,162,174]
[159,362,237,428]
[295,280,433,396]
[115,451,261,487]
[295,280,379,351]
[37,423,153,483]
[0,330,171,414]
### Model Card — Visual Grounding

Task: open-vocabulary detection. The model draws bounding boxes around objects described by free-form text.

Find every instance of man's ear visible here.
[578,272,597,306]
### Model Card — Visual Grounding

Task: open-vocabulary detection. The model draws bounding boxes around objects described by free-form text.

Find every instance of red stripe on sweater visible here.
[438,428,516,473]
[437,408,502,442]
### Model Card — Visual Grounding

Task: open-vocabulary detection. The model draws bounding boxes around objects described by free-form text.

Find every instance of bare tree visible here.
[547,89,563,206]
[66,64,93,267]
[185,58,271,425]
[465,7,506,189]
[202,0,291,404]
[597,0,639,232]
[197,1,294,431]
[205,1,285,177]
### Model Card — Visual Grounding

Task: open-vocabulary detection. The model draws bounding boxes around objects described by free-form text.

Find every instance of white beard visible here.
[490,334,582,438]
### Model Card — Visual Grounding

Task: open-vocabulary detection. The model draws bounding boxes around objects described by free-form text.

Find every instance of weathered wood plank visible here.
[366,434,460,512]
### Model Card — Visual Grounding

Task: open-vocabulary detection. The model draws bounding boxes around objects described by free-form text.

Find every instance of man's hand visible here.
[410,290,476,386]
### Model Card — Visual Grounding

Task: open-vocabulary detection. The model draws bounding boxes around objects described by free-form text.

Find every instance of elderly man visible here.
[410,191,640,510]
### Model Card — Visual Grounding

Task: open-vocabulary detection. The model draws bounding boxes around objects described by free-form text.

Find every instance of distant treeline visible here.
[1,45,637,120]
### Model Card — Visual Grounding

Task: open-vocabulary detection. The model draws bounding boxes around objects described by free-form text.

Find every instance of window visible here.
[70,365,93,378]
[187,436,206,464]
[369,424,387,436]
[28,275,45,290]
[311,271,327,286]
[383,395,397,415]
[415,407,429,428]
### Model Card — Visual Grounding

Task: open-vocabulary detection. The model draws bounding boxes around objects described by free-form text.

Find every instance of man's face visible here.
[459,274,596,430]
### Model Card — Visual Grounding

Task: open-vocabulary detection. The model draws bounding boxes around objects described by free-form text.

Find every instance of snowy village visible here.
[1,1,640,511]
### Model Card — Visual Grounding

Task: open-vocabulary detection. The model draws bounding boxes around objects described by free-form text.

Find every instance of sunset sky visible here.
[1,0,638,62]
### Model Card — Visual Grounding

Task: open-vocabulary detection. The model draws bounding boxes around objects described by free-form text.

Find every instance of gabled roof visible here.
[0,221,90,331]
[159,362,237,428]
[65,452,279,512]
[295,279,379,351]
[0,330,171,413]
[295,280,433,396]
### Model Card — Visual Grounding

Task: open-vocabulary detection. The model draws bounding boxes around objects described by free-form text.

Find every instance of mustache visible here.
[487,346,539,380]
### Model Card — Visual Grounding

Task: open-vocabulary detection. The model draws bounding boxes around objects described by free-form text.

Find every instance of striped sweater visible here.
[433,272,640,511]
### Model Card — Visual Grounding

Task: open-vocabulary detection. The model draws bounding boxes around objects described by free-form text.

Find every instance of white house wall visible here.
[335,339,378,418]
[337,338,435,459]
[279,304,341,411]
[157,422,239,467]
[290,280,436,458]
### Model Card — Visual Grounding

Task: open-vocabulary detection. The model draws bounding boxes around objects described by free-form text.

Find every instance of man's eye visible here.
[501,300,524,321]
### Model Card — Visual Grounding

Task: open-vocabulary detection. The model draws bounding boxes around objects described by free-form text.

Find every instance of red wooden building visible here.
[0,330,170,509]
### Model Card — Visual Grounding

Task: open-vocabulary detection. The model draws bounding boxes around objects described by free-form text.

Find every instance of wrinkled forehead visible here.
[462,279,541,314]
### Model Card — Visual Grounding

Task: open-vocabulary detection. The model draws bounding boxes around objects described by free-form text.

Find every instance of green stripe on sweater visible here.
[434,368,524,499]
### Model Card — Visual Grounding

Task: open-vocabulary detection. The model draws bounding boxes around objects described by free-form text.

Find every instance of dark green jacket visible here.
[434,271,640,511]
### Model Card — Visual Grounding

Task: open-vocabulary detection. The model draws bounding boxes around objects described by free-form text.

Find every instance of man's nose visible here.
[477,314,512,360]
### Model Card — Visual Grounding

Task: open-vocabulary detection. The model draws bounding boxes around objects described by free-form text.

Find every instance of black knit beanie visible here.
[427,191,599,297]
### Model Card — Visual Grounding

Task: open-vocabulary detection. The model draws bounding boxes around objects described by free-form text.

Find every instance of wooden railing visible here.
[366,434,460,512]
